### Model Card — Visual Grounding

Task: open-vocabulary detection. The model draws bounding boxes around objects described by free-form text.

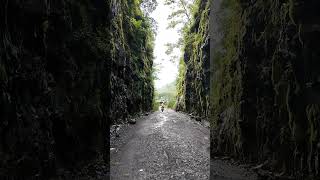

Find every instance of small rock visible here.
[195,116,201,121]
[128,119,136,124]
[251,160,269,171]
[145,112,149,116]
[114,125,120,137]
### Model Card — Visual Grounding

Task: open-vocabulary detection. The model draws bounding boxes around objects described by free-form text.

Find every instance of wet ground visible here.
[110,109,257,180]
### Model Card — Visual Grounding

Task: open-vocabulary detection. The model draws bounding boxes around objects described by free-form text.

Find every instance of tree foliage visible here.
[165,0,193,26]
[164,0,195,62]
[141,0,159,35]
[141,0,158,15]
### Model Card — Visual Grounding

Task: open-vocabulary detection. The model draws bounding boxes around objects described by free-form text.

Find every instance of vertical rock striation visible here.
[109,0,154,123]
[176,0,210,118]
[0,0,154,178]
[210,0,320,178]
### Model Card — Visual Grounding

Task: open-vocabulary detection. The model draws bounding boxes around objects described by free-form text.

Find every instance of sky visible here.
[150,0,181,89]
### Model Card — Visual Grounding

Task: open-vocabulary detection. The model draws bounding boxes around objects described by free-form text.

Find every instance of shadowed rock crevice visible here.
[209,0,320,178]
[175,0,210,119]
[0,0,154,178]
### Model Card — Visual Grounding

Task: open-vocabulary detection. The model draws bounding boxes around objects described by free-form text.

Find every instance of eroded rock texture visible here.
[176,0,210,118]
[210,0,320,178]
[109,0,154,122]
[0,0,153,178]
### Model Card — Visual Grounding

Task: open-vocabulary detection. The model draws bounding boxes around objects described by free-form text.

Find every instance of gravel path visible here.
[110,109,257,180]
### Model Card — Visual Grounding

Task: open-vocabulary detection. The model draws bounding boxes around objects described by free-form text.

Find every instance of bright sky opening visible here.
[150,0,181,89]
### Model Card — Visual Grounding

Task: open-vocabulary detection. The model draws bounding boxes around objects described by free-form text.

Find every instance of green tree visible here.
[165,0,193,28]
[164,0,195,62]
[141,0,159,35]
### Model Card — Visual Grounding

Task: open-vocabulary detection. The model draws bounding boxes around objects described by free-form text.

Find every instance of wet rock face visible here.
[210,0,320,177]
[177,0,210,118]
[108,0,154,122]
[0,0,153,178]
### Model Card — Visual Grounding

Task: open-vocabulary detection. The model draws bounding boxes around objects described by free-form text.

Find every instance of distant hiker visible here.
[161,105,164,112]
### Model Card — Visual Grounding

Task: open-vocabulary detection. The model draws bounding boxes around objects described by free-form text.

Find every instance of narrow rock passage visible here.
[110,110,257,180]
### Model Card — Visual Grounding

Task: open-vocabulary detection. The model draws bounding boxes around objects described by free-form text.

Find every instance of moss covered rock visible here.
[0,0,154,178]
[210,0,320,178]
[176,0,210,118]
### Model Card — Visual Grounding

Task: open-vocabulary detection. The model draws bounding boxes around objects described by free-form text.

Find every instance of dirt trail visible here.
[110,109,257,180]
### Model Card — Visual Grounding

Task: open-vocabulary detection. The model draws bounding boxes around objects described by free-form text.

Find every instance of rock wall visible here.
[210,0,320,178]
[109,0,154,122]
[0,0,154,178]
[176,0,210,118]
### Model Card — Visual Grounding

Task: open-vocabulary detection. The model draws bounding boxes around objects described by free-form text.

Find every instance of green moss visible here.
[211,0,242,117]
[175,0,210,115]
[306,104,320,143]
[108,0,155,121]
[176,58,186,97]
[42,20,49,33]
[288,0,296,25]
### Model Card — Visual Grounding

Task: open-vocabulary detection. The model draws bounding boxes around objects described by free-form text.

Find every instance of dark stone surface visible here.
[176,0,210,119]
[0,0,154,178]
[210,0,320,178]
